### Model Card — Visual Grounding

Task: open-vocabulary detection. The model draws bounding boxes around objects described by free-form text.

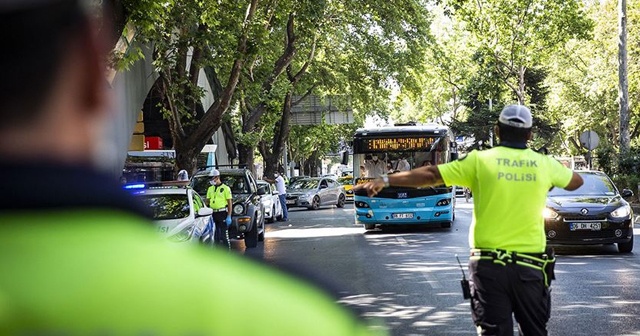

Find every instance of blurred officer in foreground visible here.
[0,1,384,335]
[355,105,583,335]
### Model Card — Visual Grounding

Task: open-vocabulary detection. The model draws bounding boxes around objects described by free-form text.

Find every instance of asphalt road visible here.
[239,199,640,336]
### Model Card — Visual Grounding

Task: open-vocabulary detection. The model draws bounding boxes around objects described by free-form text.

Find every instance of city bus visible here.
[352,123,458,230]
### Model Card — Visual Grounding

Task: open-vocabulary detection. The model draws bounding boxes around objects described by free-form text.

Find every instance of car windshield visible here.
[337,177,352,185]
[290,178,319,190]
[137,194,190,220]
[549,173,617,197]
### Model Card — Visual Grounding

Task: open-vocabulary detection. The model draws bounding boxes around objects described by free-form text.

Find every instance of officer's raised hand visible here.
[353,179,386,197]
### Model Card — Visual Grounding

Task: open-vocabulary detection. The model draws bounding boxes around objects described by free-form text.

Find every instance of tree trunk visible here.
[174,144,198,178]
[619,0,630,154]
[237,143,256,173]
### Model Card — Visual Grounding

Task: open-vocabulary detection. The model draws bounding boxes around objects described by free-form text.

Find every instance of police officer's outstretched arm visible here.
[564,172,584,191]
[354,165,443,197]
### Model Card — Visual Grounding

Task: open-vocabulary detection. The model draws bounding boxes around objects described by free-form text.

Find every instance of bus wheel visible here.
[364,224,375,230]
[441,221,452,228]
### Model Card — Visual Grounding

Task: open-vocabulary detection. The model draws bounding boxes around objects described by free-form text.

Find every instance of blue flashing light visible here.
[124,184,146,190]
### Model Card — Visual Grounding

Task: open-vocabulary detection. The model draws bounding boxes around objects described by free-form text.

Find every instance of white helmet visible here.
[177,169,189,181]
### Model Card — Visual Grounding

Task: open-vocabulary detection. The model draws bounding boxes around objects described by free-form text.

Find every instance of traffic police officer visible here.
[0,1,385,334]
[355,105,583,335]
[206,169,233,249]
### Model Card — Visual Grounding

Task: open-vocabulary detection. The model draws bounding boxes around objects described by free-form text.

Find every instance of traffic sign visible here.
[579,130,600,150]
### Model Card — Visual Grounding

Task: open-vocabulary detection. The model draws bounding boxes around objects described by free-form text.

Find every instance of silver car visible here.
[285,177,346,210]
[257,180,283,223]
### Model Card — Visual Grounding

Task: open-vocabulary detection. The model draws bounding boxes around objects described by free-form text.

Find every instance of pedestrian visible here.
[355,104,583,335]
[265,170,288,222]
[0,1,384,334]
[206,169,233,250]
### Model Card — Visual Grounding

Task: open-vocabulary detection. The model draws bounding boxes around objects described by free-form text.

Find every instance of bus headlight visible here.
[355,201,370,208]
[436,199,451,206]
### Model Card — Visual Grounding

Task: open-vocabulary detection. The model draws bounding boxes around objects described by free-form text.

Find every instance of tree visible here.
[232,0,434,177]
[447,0,592,104]
[123,0,261,174]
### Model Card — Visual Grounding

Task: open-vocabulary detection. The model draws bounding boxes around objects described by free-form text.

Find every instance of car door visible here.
[270,183,282,217]
[327,179,339,203]
[191,191,209,238]
[318,178,330,205]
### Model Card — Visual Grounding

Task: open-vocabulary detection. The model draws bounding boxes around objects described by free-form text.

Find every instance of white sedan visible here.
[127,183,214,244]
[257,180,283,223]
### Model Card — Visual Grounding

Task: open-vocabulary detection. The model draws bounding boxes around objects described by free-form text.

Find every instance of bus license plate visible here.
[392,213,413,219]
[570,222,601,231]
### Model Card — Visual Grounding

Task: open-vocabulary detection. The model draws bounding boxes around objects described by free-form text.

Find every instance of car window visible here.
[320,180,328,188]
[192,191,204,211]
[247,172,257,193]
[290,179,319,190]
[137,194,190,220]
[549,173,617,196]
[220,175,249,194]
[190,176,210,196]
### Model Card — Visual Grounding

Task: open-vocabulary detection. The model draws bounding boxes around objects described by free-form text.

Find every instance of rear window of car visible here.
[549,173,617,197]
[136,194,190,220]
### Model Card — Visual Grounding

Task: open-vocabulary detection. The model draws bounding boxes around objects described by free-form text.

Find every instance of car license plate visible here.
[392,213,413,219]
[569,222,601,231]
[286,200,295,204]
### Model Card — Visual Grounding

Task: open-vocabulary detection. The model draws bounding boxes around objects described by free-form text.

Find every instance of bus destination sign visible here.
[362,137,436,152]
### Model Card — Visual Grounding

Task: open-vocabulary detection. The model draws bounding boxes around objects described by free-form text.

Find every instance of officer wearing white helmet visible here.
[356,104,583,335]
[206,169,233,249]
[0,1,385,334]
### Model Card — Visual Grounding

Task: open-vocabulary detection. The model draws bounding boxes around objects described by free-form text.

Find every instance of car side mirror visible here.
[197,207,213,217]
[621,188,634,198]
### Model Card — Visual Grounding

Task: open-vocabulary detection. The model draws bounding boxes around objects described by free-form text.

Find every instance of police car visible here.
[125,182,214,244]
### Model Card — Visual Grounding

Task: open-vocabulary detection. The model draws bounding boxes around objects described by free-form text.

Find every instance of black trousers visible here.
[212,211,230,250]
[469,259,550,336]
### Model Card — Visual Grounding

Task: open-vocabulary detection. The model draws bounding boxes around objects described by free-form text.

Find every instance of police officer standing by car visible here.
[355,104,583,335]
[206,169,233,250]
[0,1,385,334]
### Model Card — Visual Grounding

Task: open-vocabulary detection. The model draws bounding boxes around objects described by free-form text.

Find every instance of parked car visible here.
[257,180,283,223]
[544,170,634,253]
[286,177,346,210]
[190,168,266,248]
[337,176,355,202]
[126,182,214,244]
